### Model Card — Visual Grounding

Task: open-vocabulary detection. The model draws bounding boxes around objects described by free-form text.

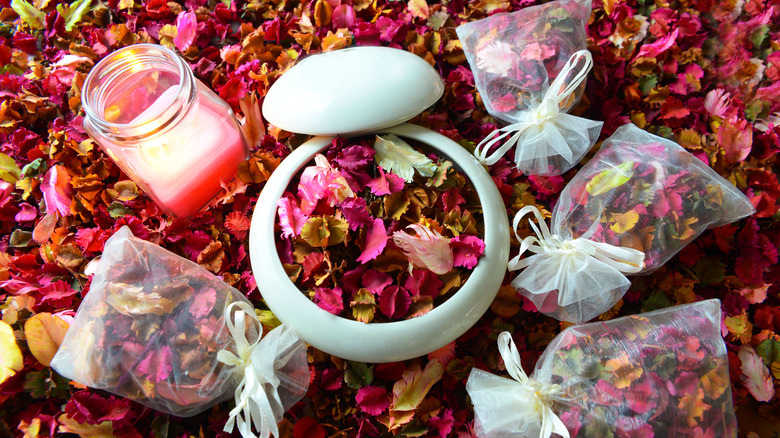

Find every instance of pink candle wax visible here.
[81,44,249,218]
[111,86,247,217]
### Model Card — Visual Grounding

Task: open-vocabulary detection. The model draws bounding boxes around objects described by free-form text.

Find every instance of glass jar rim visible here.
[81,44,196,141]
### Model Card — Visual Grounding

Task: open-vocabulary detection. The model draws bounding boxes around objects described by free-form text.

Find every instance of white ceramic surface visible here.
[249,123,510,363]
[262,47,445,136]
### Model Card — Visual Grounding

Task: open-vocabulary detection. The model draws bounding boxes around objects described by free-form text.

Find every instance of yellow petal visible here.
[0,320,23,383]
[58,414,115,438]
[610,210,640,234]
[24,313,70,367]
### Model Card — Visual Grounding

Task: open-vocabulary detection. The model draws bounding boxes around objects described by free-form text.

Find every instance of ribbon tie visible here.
[217,302,286,438]
[474,50,594,166]
[497,331,570,438]
[508,205,644,275]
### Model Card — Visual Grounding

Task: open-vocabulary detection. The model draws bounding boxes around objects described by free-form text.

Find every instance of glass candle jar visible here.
[81,44,249,217]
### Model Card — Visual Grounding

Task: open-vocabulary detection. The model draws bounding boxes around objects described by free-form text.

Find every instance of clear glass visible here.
[82,44,249,217]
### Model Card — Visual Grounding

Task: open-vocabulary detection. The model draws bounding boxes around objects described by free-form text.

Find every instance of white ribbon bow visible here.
[498,331,570,438]
[474,50,594,166]
[508,205,644,275]
[217,302,297,438]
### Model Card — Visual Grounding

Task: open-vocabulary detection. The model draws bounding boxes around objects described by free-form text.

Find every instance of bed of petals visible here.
[0,0,778,436]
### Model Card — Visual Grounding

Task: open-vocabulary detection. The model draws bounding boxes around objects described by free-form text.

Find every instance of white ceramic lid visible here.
[262,46,445,136]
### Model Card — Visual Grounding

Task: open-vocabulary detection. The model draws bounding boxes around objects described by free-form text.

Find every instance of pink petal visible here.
[314,287,344,315]
[332,4,356,28]
[704,89,730,118]
[429,409,455,438]
[450,235,485,269]
[174,11,197,52]
[403,269,443,299]
[41,165,72,217]
[739,345,775,402]
[14,203,37,222]
[637,28,679,58]
[356,218,388,263]
[362,269,392,293]
[366,167,404,196]
[298,154,354,214]
[378,285,411,319]
[355,386,389,415]
[392,224,453,275]
[277,196,308,238]
[339,197,372,231]
[136,346,173,383]
[320,368,342,391]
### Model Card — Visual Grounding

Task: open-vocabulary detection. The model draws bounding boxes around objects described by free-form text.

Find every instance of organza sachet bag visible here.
[467,299,737,438]
[51,226,310,438]
[509,123,755,322]
[456,0,603,175]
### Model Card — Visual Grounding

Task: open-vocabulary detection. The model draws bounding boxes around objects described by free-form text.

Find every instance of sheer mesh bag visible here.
[509,124,755,322]
[457,0,603,175]
[51,226,309,438]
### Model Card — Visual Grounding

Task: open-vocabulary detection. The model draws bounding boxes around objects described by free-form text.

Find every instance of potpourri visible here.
[0,0,777,435]
[275,134,485,323]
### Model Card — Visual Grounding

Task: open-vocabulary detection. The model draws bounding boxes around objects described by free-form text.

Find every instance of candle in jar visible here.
[82,44,249,218]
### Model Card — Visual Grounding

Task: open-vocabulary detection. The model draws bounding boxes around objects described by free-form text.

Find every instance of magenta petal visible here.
[378,285,410,319]
[14,203,37,222]
[362,269,392,294]
[403,270,442,299]
[340,197,372,231]
[450,235,485,269]
[277,196,308,238]
[356,386,389,415]
[314,286,344,315]
[332,4,356,28]
[41,165,72,217]
[136,346,173,383]
[173,11,197,51]
[356,218,387,263]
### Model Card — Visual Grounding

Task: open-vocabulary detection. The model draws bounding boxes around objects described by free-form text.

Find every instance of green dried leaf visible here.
[427,10,448,30]
[744,100,765,122]
[23,368,71,399]
[11,0,46,29]
[151,416,171,438]
[586,161,634,196]
[257,310,282,329]
[641,290,672,312]
[9,230,32,247]
[399,421,429,437]
[344,361,373,390]
[443,208,477,236]
[750,25,769,50]
[21,158,46,178]
[350,288,376,323]
[301,215,348,247]
[755,339,780,369]
[57,0,93,31]
[427,160,454,190]
[107,201,134,218]
[639,75,658,95]
[113,180,138,201]
[693,258,725,285]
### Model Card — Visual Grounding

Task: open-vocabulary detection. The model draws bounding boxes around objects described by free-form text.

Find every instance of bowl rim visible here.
[248,123,510,363]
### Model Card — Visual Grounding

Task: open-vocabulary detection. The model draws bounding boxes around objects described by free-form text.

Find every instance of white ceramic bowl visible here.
[249,123,510,363]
